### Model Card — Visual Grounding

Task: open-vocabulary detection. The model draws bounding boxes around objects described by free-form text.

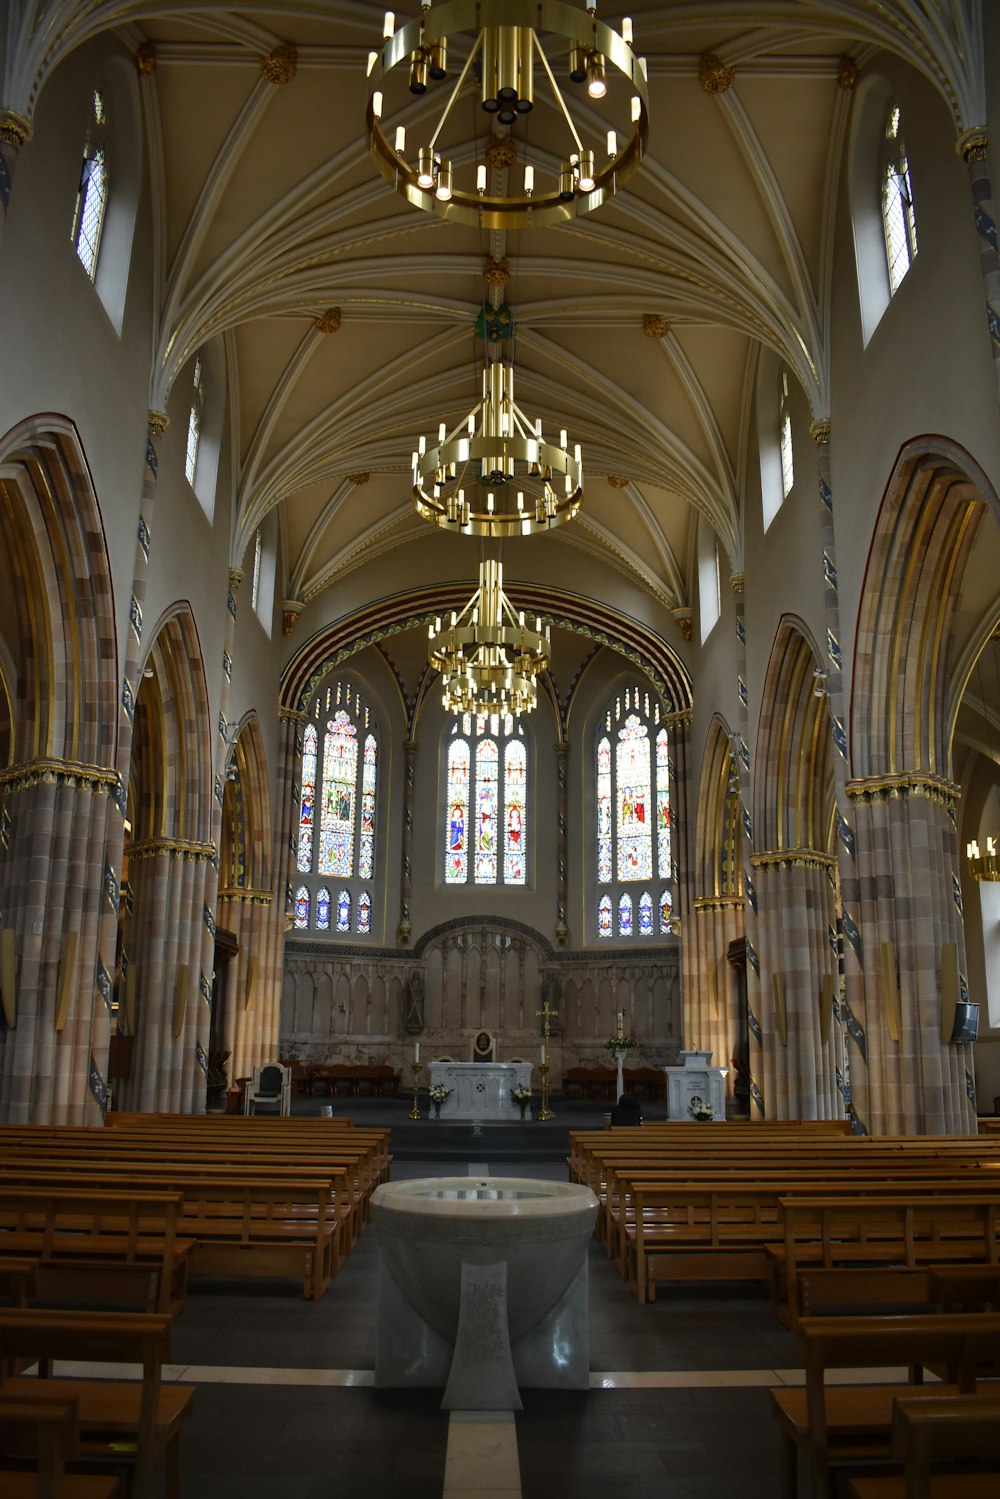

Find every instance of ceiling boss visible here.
[365,2,649,230]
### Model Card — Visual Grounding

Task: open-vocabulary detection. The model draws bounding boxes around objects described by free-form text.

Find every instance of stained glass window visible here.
[297,724,317,872]
[320,711,359,877]
[882,105,918,295]
[72,90,108,280]
[294,886,310,930]
[337,889,351,933]
[596,687,674,939]
[659,889,673,934]
[295,681,378,934]
[656,727,671,878]
[316,887,330,932]
[617,715,653,881]
[445,739,471,884]
[445,715,527,886]
[357,891,371,934]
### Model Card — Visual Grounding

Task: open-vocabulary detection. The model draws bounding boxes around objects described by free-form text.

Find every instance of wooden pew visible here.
[0,1309,194,1499]
[0,1393,122,1498]
[0,1189,188,1316]
[849,1394,1000,1499]
[770,1313,1000,1499]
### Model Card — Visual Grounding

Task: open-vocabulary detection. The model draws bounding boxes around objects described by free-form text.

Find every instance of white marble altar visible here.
[430,1060,533,1120]
[664,1049,727,1121]
[372,1177,599,1409]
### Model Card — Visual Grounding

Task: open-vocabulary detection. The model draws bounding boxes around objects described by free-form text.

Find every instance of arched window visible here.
[185,355,204,486]
[882,104,917,294]
[294,885,310,931]
[444,712,528,886]
[72,89,108,280]
[596,686,673,939]
[778,370,794,500]
[294,681,379,935]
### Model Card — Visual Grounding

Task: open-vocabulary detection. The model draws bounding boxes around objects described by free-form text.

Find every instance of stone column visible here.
[273,706,305,980]
[555,740,569,945]
[398,738,416,944]
[750,852,840,1119]
[810,419,862,1130]
[730,573,766,1117]
[848,776,975,1134]
[689,896,745,1102]
[956,130,1000,405]
[0,110,32,245]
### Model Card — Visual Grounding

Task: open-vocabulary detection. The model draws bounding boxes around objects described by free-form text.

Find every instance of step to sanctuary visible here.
[387,1117,572,1164]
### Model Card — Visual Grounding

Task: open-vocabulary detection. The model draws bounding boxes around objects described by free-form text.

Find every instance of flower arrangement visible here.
[511,1084,533,1104]
[688,1094,715,1122]
[606,1035,637,1054]
[428,1084,452,1104]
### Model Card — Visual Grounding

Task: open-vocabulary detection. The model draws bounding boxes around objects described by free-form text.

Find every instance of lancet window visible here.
[596,686,674,939]
[444,712,528,886]
[882,104,918,294]
[295,680,378,935]
[72,90,108,279]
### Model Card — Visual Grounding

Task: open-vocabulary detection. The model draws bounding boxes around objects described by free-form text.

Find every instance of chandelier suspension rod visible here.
[426,32,484,154]
[531,31,585,156]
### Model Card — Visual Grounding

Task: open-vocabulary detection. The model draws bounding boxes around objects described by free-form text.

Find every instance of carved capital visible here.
[957,127,989,165]
[0,111,33,148]
[261,44,297,85]
[836,57,859,90]
[147,411,170,439]
[642,313,671,340]
[278,706,308,725]
[282,599,304,637]
[135,42,157,75]
[699,54,735,94]
[671,608,693,643]
[228,569,244,593]
[809,418,831,445]
[729,572,745,593]
[314,307,342,334]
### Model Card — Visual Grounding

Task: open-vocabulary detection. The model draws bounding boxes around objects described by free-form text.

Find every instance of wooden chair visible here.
[243,1062,291,1116]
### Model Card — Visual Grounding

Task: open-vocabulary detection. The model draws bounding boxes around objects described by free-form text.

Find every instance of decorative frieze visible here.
[125,836,217,864]
[0,759,119,795]
[847,771,960,809]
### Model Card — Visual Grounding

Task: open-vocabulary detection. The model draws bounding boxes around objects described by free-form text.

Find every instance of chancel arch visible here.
[0,417,118,1123]
[751,618,841,1122]
[847,438,1000,1133]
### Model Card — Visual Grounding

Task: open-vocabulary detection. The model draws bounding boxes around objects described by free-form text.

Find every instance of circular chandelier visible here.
[413,358,583,538]
[428,560,550,715]
[366,3,649,230]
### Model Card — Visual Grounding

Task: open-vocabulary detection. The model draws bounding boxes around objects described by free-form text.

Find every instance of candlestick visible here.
[541,1042,546,1064]
[414,1041,420,1063]
[409,1060,422,1120]
[537,1061,554,1121]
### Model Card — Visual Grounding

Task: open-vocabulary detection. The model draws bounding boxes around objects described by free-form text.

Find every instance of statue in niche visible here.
[405,970,425,1034]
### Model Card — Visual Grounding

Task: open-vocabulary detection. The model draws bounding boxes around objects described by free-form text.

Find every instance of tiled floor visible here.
[145,1155,800,1498]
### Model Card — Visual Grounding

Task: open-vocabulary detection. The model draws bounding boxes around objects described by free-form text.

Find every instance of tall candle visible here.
[415,1042,420,1063]
[541,1043,546,1064]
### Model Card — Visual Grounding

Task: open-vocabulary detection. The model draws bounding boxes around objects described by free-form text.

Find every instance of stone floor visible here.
[144,1139,798,1499]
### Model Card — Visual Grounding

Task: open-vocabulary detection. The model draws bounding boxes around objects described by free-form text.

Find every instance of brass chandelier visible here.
[366,2,649,230]
[413,357,583,538]
[428,559,550,715]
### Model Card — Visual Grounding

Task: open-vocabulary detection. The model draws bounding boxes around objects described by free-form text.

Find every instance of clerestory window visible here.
[71,90,108,279]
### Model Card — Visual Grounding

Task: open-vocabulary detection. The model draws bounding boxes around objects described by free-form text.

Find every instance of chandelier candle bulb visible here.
[395,125,406,153]
[477,163,487,194]
[383,11,395,38]
[436,160,453,199]
[367,50,379,76]
[607,130,617,157]
[587,55,607,98]
[631,95,641,123]
[524,164,534,194]
[622,16,633,43]
[372,91,383,118]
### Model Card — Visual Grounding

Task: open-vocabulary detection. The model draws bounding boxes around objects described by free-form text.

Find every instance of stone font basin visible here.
[372,1176,598,1409]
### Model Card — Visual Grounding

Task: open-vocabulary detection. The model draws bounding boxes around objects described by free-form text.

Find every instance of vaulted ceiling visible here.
[8,3,988,665]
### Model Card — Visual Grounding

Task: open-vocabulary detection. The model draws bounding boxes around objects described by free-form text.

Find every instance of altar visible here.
[429,1061,533,1121]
